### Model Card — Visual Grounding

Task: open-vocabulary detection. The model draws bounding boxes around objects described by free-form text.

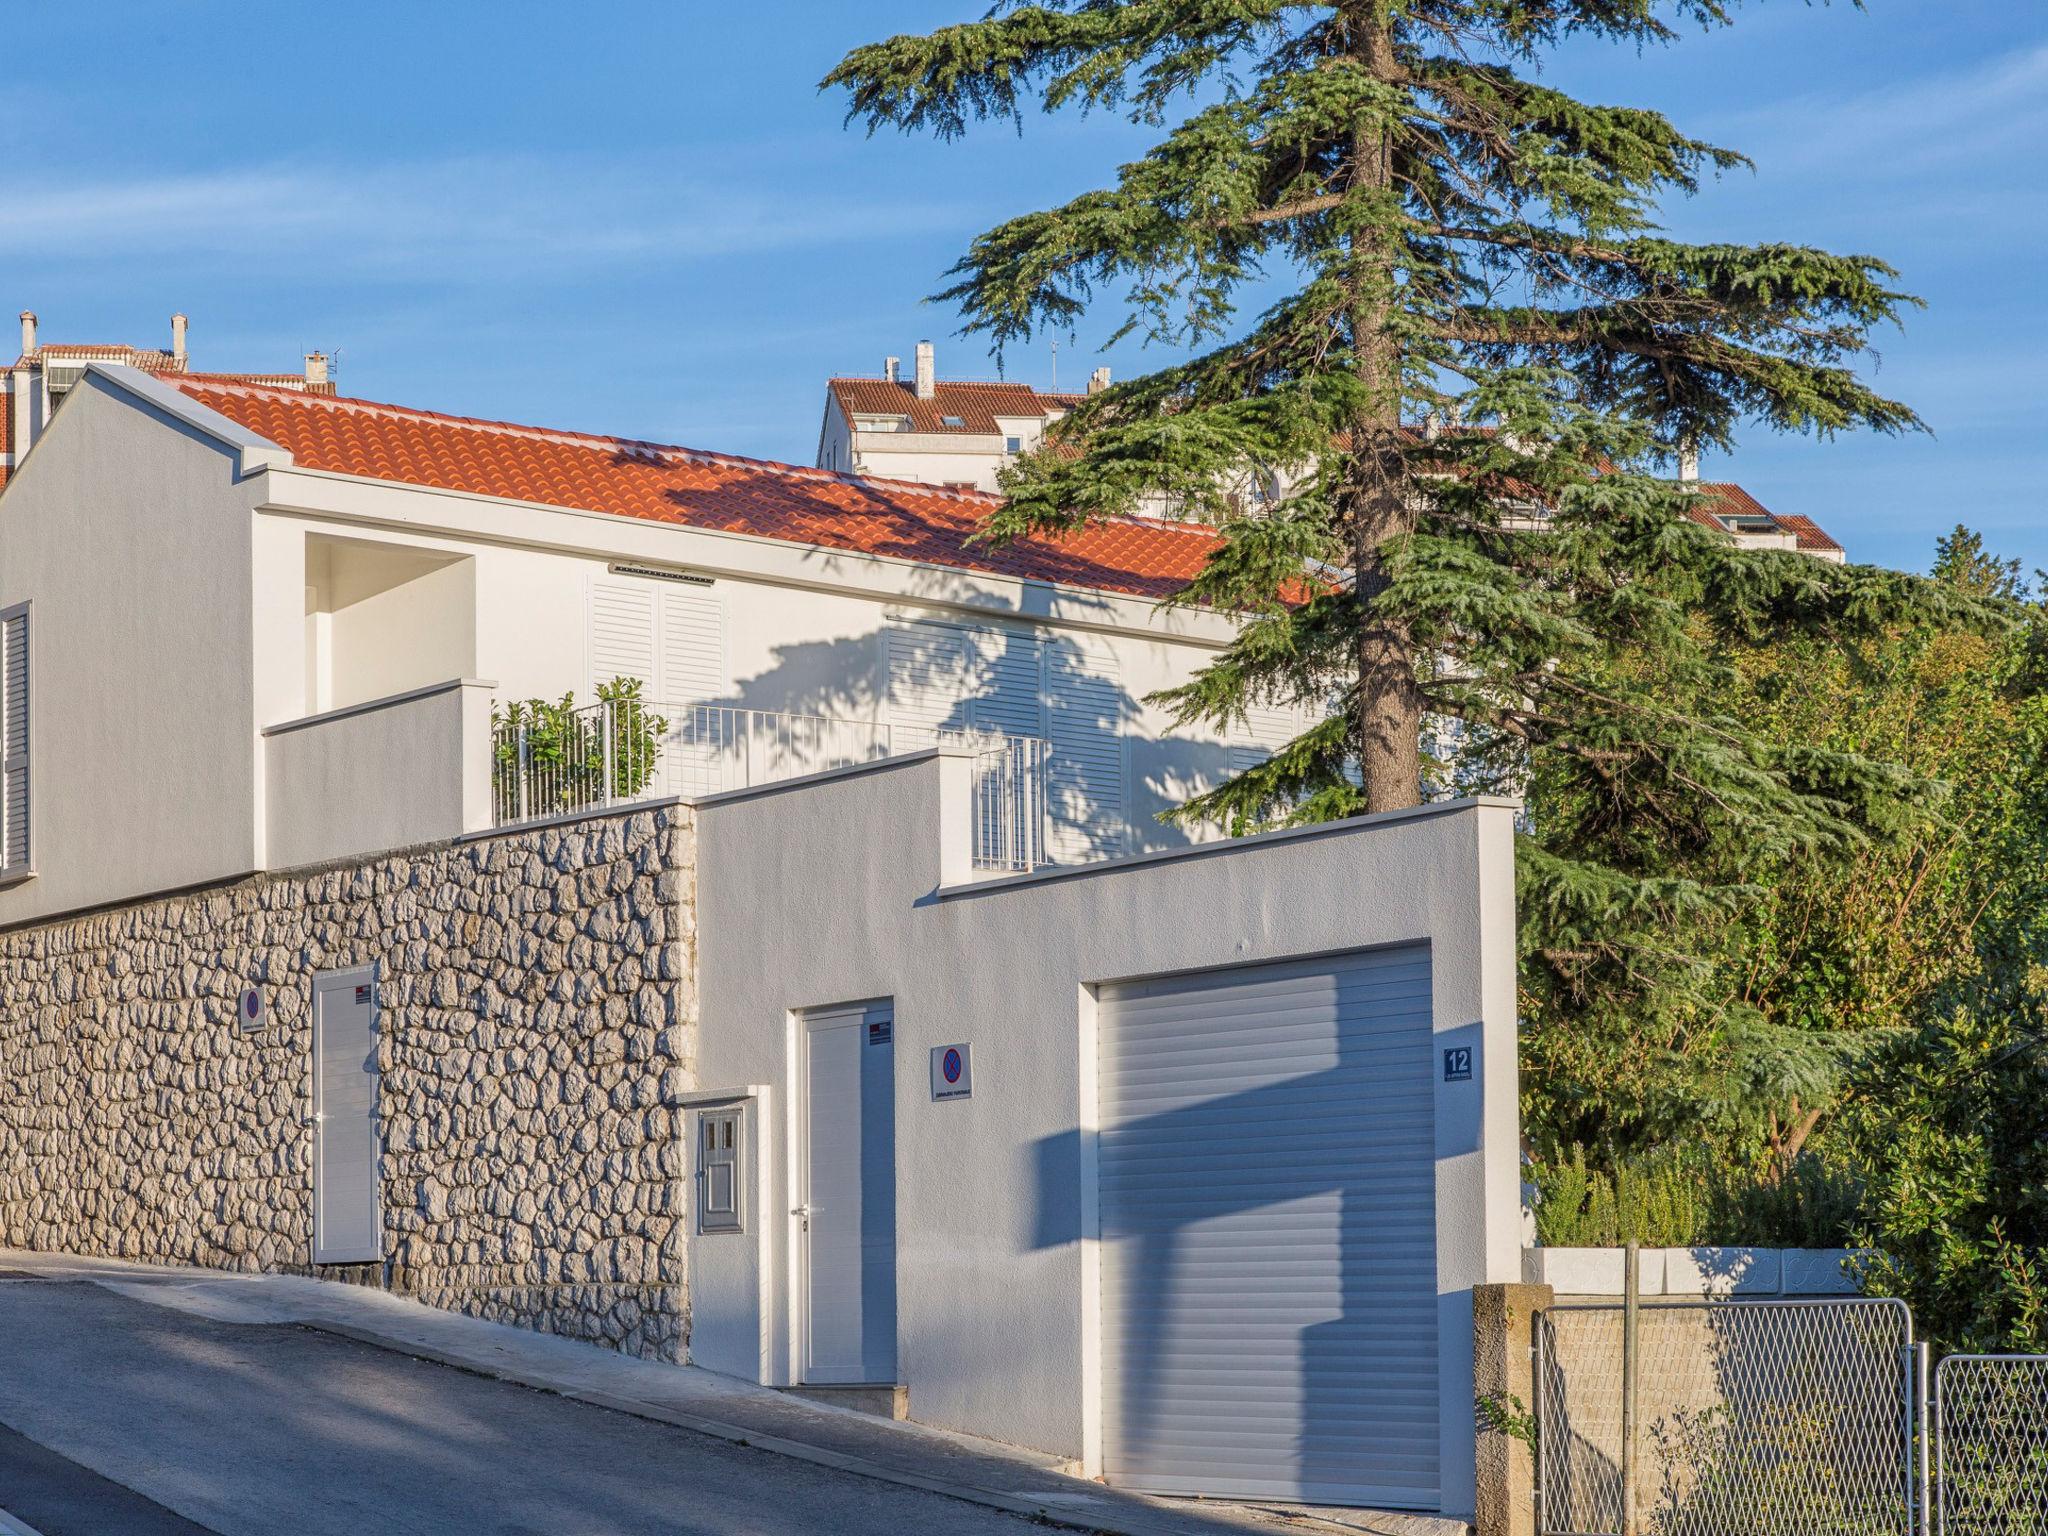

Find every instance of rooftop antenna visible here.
[1050,337,1058,392]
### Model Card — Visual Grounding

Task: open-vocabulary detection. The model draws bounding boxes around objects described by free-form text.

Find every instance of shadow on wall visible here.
[1028,956,1444,1507]
[704,623,1233,865]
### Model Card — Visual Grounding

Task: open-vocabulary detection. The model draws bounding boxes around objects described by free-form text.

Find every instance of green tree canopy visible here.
[828,3,2008,1146]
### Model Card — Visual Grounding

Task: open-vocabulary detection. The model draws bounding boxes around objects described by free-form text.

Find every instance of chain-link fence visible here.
[1537,1298,1917,1536]
[1935,1355,2048,1536]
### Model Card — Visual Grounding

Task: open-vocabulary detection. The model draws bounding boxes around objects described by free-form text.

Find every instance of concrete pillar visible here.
[1474,1281,1553,1536]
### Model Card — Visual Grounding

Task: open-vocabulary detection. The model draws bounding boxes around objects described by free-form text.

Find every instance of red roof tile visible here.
[1767,512,1844,555]
[829,377,1082,435]
[172,380,1223,600]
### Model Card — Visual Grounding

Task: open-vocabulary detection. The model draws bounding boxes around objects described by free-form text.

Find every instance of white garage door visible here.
[1097,946,1438,1508]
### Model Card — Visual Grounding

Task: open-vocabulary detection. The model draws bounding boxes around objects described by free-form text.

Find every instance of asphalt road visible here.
[0,1279,1050,1536]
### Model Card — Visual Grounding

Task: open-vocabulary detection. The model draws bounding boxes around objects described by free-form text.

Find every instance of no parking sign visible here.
[930,1043,972,1102]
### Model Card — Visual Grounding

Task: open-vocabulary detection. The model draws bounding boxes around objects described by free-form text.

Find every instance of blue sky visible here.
[4,2,2041,574]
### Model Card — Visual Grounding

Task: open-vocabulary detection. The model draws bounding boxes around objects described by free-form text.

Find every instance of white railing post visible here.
[601,699,616,807]
[516,722,530,823]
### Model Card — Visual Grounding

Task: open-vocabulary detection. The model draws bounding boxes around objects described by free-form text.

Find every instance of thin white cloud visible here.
[0,153,976,280]
[1712,41,2048,182]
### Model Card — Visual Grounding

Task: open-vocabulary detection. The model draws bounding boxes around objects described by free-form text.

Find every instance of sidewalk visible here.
[0,1249,1466,1536]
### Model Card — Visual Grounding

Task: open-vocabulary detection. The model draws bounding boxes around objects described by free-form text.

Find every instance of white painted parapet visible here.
[262,677,497,868]
[1524,1245,1863,1298]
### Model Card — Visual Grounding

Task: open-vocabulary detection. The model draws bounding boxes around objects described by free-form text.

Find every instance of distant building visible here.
[816,339,1100,492]
[817,341,1844,559]
[2,310,335,488]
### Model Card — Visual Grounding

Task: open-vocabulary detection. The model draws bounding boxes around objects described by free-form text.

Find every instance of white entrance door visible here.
[799,1001,897,1385]
[1097,946,1438,1508]
[312,967,382,1265]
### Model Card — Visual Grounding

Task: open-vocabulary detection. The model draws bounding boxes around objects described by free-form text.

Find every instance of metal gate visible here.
[1536,1298,1920,1536]
[1934,1355,2048,1535]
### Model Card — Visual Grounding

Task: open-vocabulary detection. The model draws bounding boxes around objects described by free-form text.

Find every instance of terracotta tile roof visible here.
[829,377,1082,435]
[1767,512,1845,556]
[19,343,180,369]
[172,379,1224,600]
[1694,482,1841,553]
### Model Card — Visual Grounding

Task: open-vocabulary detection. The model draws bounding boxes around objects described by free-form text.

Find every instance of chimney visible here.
[17,312,35,358]
[883,355,900,384]
[1087,365,1111,396]
[170,313,189,370]
[913,339,935,401]
[1677,439,1699,483]
[305,352,329,388]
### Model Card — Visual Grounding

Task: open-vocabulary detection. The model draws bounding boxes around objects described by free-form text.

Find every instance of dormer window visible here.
[1005,437,1022,455]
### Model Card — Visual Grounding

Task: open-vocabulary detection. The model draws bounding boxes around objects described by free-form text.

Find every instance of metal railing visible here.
[969,735,1048,873]
[1538,1296,1917,1536]
[491,698,1050,872]
[1934,1355,2048,1535]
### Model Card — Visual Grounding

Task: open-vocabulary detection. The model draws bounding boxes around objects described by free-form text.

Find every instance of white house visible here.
[0,363,1523,1522]
[816,339,1104,491]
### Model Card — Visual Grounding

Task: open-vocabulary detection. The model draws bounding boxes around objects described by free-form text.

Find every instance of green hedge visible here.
[1529,1145,1861,1248]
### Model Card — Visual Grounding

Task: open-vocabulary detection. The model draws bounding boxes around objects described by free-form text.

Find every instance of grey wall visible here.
[0,375,264,924]
[691,751,1521,1518]
[263,678,495,868]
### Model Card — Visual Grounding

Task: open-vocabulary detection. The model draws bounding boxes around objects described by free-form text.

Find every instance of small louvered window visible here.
[0,604,28,880]
[696,1106,744,1235]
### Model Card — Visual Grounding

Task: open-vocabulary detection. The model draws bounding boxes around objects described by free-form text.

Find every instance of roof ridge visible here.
[174,375,1230,538]
[173,376,1024,506]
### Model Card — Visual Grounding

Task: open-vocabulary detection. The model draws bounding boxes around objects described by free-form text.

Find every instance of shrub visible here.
[493,677,667,816]
[1530,1144,1860,1249]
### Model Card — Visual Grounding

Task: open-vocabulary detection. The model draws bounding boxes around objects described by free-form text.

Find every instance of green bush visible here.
[493,676,667,816]
[1530,1144,1860,1248]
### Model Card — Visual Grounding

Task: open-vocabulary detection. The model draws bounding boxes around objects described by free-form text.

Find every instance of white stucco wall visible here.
[262,678,496,869]
[0,375,267,925]
[247,467,1291,860]
[690,750,1520,1520]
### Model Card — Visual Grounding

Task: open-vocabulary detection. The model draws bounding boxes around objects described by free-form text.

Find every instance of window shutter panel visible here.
[1046,635,1125,863]
[588,580,658,696]
[658,587,724,705]
[1,610,28,873]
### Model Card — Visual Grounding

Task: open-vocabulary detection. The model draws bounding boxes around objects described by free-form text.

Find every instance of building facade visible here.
[0,361,1526,1520]
[2,310,333,490]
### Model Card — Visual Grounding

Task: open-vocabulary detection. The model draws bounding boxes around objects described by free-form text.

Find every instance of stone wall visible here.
[0,804,697,1360]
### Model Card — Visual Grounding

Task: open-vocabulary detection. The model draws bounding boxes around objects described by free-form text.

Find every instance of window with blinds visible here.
[0,603,29,879]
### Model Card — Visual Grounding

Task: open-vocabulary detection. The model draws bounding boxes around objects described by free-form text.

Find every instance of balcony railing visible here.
[491,699,1049,873]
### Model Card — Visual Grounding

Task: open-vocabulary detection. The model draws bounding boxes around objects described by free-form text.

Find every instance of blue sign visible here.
[1443,1046,1473,1082]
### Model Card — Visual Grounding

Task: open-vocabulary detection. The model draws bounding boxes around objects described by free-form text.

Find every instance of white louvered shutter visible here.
[885,622,977,747]
[886,619,1044,747]
[589,579,658,696]
[659,587,724,704]
[1227,701,1313,778]
[657,585,727,793]
[1097,947,1440,1509]
[1046,635,1125,863]
[967,627,1045,740]
[0,608,28,876]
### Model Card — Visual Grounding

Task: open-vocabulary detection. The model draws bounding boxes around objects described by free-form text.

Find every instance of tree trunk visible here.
[1344,4,1423,812]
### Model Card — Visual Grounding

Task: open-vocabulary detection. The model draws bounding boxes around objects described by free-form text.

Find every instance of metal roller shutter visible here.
[1097,946,1438,1508]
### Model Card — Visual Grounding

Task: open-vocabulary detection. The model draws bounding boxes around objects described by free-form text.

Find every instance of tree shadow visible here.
[1030,948,1446,1510]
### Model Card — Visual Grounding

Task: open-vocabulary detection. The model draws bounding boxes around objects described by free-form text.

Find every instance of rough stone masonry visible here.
[0,804,697,1361]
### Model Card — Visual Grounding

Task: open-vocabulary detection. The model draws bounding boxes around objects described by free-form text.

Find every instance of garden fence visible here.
[1538,1294,2048,1536]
